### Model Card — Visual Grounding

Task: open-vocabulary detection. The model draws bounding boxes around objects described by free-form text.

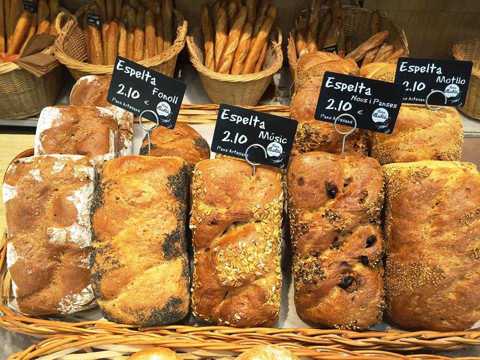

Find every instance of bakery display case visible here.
[1,0,480,359]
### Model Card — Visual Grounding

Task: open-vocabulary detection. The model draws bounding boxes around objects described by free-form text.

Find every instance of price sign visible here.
[315,72,403,134]
[108,57,186,128]
[395,57,473,106]
[87,13,102,28]
[23,0,37,13]
[211,104,298,169]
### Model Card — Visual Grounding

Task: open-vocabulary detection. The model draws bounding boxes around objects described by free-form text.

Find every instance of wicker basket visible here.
[9,333,480,360]
[287,6,409,80]
[187,28,283,106]
[453,39,480,120]
[54,8,187,80]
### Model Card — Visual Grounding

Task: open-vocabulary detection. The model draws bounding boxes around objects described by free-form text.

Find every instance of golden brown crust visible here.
[4,155,96,316]
[191,158,283,327]
[371,105,463,165]
[288,152,385,329]
[129,348,180,360]
[92,156,190,326]
[384,161,480,331]
[140,123,210,167]
[359,62,396,83]
[237,345,300,360]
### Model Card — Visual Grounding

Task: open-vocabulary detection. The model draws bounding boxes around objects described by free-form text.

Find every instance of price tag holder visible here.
[315,71,403,134]
[395,57,473,107]
[211,104,298,169]
[86,13,102,28]
[108,57,186,128]
[23,0,37,13]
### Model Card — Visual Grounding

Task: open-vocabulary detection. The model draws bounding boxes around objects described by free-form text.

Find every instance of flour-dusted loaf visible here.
[287,152,384,329]
[35,106,120,164]
[3,155,96,316]
[140,123,210,168]
[291,52,368,155]
[384,161,480,331]
[371,105,463,164]
[92,155,190,326]
[70,75,134,156]
[191,158,283,327]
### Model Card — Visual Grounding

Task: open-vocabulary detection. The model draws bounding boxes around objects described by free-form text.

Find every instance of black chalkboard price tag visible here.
[315,72,403,134]
[108,57,186,128]
[211,104,298,169]
[394,57,473,107]
[86,13,102,28]
[23,0,37,13]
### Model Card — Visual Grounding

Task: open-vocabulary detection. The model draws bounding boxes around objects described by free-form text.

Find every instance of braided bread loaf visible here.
[92,156,190,326]
[191,158,283,327]
[287,151,384,329]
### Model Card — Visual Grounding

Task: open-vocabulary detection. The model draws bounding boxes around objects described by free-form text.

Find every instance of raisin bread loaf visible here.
[287,152,384,329]
[70,75,134,156]
[92,156,190,325]
[191,158,283,327]
[3,155,96,315]
[384,161,480,331]
[35,106,120,164]
[140,123,210,168]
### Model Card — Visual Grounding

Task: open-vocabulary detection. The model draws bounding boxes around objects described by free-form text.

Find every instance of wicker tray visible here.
[54,8,187,79]
[8,333,480,360]
[287,6,409,80]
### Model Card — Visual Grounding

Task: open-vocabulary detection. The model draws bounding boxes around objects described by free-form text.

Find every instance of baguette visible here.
[254,41,267,72]
[118,20,127,57]
[201,4,215,70]
[361,46,379,66]
[133,9,145,61]
[306,0,321,53]
[126,6,136,59]
[346,30,389,61]
[231,21,252,74]
[370,10,381,35]
[162,0,173,49]
[144,9,156,59]
[8,0,23,49]
[0,0,5,53]
[115,0,122,19]
[214,5,228,69]
[294,13,308,57]
[246,0,256,24]
[20,15,36,54]
[373,42,393,62]
[106,20,119,64]
[227,1,238,27]
[242,5,276,74]
[387,48,406,62]
[7,11,32,55]
[217,5,247,73]
[253,0,269,36]
[86,23,104,64]
[37,0,50,34]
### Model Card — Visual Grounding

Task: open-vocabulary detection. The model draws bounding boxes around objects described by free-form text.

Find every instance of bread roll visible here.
[201,4,214,70]
[129,348,180,360]
[384,161,480,331]
[217,5,247,73]
[162,0,173,49]
[133,10,145,61]
[214,5,228,70]
[231,22,252,74]
[144,9,156,59]
[237,345,299,360]
[8,11,32,55]
[106,21,119,65]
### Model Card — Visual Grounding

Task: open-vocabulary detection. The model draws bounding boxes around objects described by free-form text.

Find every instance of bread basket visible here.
[187,27,283,106]
[287,6,409,80]
[54,7,187,79]
[9,333,480,360]
[453,39,480,120]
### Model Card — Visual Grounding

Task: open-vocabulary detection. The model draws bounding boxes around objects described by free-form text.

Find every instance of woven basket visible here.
[287,6,409,80]
[9,333,480,360]
[187,28,283,106]
[453,39,480,120]
[54,8,187,80]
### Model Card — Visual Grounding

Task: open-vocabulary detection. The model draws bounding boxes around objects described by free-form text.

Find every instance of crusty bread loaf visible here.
[140,123,210,168]
[288,151,385,329]
[4,155,96,316]
[384,161,480,331]
[7,11,32,55]
[191,158,283,327]
[371,105,463,165]
[34,106,120,164]
[359,62,396,83]
[92,156,190,326]
[129,348,180,360]
[290,52,368,155]
[237,345,299,360]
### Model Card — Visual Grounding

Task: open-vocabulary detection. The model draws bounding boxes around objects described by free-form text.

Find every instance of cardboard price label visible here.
[23,0,37,13]
[395,57,473,106]
[211,104,298,169]
[108,57,186,128]
[315,72,403,134]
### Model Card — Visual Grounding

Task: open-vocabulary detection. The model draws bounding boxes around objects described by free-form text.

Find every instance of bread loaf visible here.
[4,155,96,316]
[217,5,247,73]
[231,22,252,75]
[118,20,128,58]
[359,62,395,82]
[384,161,480,331]
[86,21,104,65]
[7,11,32,55]
[237,345,299,360]
[201,4,214,70]
[288,152,385,329]
[129,348,180,360]
[214,5,228,70]
[371,105,463,165]
[346,31,389,62]
[140,123,210,168]
[191,158,283,327]
[106,20,119,65]
[92,156,190,326]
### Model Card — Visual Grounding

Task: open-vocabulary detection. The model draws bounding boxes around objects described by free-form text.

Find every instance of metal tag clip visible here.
[244,143,267,176]
[425,90,447,112]
[333,113,358,154]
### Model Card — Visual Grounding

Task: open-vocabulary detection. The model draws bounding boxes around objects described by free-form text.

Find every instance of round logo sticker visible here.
[371,107,389,124]
[156,101,172,118]
[266,142,283,160]
[444,84,460,99]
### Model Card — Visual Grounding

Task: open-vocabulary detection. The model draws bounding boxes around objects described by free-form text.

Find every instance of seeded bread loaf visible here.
[287,151,384,329]
[92,155,190,326]
[140,123,210,168]
[191,158,283,327]
[69,75,134,156]
[3,155,96,316]
[35,106,120,164]
[291,52,368,155]
[384,161,480,331]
